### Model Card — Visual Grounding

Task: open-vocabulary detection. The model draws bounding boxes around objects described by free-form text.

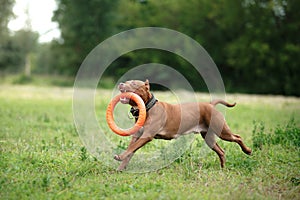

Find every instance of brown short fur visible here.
[114,79,252,171]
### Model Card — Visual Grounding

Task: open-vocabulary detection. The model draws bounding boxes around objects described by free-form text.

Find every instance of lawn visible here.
[0,85,299,199]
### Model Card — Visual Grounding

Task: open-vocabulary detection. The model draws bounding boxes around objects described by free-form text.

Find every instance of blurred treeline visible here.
[0,0,299,96]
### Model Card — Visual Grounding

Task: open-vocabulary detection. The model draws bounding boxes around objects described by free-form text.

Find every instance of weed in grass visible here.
[59,177,71,189]
[41,175,51,191]
[273,117,300,148]
[252,117,300,150]
[291,177,300,186]
[80,147,88,161]
[251,118,300,197]
[252,121,267,150]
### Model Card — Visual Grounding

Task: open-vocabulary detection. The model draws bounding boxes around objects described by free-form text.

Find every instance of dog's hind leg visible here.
[219,125,252,155]
[201,131,226,168]
[212,143,226,168]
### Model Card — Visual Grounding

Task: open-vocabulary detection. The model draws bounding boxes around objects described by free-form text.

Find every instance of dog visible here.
[114,79,252,171]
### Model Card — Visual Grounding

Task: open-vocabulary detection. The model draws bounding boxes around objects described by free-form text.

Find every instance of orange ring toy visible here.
[106,92,146,136]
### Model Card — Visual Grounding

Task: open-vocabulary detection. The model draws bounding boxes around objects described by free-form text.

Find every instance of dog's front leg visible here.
[117,153,134,171]
[114,136,152,161]
[116,136,138,171]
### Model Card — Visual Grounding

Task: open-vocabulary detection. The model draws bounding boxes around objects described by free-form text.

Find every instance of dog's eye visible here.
[131,81,137,86]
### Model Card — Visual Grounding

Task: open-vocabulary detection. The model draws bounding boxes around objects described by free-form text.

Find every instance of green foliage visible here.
[13,74,33,84]
[80,147,88,161]
[1,0,300,95]
[50,0,299,95]
[253,117,300,150]
[252,121,267,150]
[0,0,39,73]
[0,0,15,36]
[34,42,64,75]
[0,35,23,72]
[52,0,117,75]
[0,74,75,87]
[0,29,39,73]
[273,118,300,148]
[223,0,300,96]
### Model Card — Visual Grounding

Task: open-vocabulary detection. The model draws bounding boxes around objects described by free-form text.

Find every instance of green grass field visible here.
[0,85,299,199]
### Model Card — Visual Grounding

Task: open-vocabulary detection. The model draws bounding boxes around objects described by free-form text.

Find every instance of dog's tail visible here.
[210,99,236,107]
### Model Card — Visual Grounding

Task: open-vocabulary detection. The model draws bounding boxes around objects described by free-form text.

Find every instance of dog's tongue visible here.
[120,97,130,104]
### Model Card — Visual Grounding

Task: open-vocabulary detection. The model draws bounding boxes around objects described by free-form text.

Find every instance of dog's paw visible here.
[117,166,126,172]
[247,150,252,155]
[114,155,122,161]
[244,148,252,155]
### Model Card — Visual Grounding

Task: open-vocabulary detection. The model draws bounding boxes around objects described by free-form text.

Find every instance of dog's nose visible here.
[118,83,125,91]
[118,82,124,88]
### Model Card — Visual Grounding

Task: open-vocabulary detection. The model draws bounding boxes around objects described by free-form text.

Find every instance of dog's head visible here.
[118,79,151,106]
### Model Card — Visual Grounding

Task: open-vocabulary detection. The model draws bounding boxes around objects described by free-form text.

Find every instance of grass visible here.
[0,84,299,199]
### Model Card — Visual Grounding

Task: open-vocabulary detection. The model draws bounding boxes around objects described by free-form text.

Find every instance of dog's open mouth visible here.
[119,88,131,104]
[120,96,130,104]
[118,82,134,104]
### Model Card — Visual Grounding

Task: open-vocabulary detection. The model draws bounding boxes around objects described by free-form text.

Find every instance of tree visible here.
[0,0,15,72]
[52,0,117,75]
[0,0,39,75]
[12,29,39,74]
[0,0,14,37]
[51,0,299,95]
[223,0,300,95]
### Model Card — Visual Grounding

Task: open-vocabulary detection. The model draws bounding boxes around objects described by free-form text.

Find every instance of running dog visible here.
[114,79,252,171]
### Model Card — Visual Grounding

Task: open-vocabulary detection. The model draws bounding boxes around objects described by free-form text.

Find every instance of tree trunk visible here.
[25,54,31,77]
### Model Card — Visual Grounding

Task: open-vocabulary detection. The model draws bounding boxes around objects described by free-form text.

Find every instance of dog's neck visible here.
[140,91,152,104]
[130,92,157,119]
[129,88,152,107]
[137,87,151,104]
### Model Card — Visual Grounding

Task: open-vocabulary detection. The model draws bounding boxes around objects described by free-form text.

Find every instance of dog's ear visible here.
[145,79,150,90]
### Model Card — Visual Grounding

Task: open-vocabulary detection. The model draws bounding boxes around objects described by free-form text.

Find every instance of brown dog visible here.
[114,79,252,171]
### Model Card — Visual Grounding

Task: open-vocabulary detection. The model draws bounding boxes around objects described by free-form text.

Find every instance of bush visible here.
[252,117,300,150]
[13,74,33,84]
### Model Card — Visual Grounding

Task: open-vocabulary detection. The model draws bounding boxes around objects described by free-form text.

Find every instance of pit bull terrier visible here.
[114,79,252,171]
